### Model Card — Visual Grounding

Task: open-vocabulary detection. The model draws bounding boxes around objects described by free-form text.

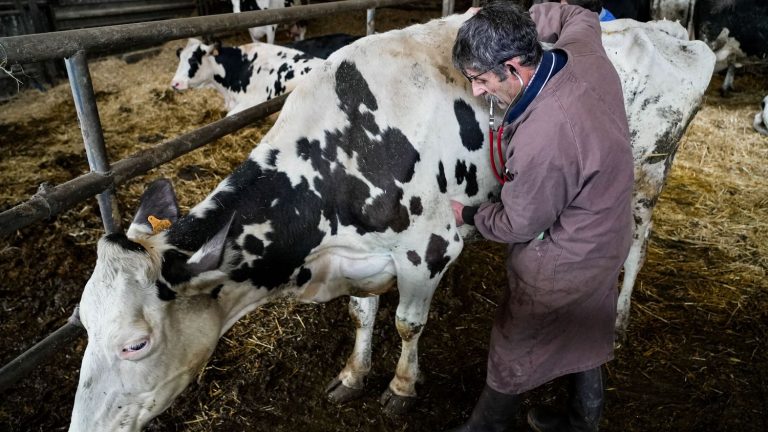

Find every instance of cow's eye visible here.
[119,337,151,360]
[124,341,147,352]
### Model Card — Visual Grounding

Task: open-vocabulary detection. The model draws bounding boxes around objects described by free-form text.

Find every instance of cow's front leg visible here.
[326,295,379,403]
[379,275,442,416]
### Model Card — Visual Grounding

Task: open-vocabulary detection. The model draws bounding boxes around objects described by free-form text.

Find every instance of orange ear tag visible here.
[148,215,172,234]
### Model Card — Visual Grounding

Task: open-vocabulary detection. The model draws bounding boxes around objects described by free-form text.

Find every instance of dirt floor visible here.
[1,4,767,432]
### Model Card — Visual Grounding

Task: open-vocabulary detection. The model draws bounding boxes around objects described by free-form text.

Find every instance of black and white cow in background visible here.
[287,33,363,59]
[755,95,768,135]
[232,0,306,44]
[651,0,768,94]
[69,12,714,431]
[170,38,321,115]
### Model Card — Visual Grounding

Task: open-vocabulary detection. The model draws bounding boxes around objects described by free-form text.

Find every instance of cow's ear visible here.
[212,40,222,56]
[186,212,234,276]
[128,179,180,238]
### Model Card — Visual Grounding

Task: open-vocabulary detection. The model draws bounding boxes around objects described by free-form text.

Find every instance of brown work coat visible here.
[472,3,634,394]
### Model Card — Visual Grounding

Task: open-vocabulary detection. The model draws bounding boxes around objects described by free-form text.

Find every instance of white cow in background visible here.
[232,0,305,44]
[69,12,714,431]
[170,38,321,115]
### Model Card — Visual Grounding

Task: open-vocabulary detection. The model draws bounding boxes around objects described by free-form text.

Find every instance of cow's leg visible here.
[720,63,737,97]
[380,232,462,416]
[266,25,277,44]
[326,295,379,403]
[616,219,652,342]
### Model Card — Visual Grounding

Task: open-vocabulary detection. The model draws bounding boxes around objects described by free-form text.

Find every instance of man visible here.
[447,2,633,431]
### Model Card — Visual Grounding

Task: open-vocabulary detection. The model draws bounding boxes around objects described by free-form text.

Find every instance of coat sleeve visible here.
[530,2,602,53]
[472,105,582,244]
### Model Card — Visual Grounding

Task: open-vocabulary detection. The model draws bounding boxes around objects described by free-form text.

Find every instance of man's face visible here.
[463,66,523,108]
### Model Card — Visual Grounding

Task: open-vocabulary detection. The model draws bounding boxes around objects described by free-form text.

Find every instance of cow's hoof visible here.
[379,387,416,416]
[325,377,365,404]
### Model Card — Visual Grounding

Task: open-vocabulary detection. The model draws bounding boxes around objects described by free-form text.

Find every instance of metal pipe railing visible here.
[0,0,421,393]
[0,94,289,238]
[0,307,83,392]
[0,0,418,65]
[65,50,122,234]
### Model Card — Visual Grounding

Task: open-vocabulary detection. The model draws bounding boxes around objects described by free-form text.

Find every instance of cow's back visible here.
[265,13,497,245]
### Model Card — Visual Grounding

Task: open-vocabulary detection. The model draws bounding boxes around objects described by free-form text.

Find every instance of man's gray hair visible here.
[452,1,543,81]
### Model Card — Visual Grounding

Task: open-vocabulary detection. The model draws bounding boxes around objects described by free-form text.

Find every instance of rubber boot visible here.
[445,384,520,432]
[567,367,604,432]
[526,367,604,432]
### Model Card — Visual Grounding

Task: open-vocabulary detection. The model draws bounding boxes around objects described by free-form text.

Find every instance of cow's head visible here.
[70,179,234,432]
[170,38,221,91]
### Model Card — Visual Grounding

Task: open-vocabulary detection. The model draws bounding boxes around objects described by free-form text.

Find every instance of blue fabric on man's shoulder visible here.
[599,8,616,22]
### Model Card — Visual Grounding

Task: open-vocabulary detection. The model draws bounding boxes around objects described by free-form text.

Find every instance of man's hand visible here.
[451,200,465,226]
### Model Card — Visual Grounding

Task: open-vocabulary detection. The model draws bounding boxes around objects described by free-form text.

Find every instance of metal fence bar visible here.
[0,0,418,64]
[366,8,376,35]
[0,94,288,239]
[0,307,83,393]
[65,50,122,234]
[442,0,455,16]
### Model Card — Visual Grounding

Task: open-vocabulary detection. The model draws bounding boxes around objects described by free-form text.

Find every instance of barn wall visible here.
[0,0,198,101]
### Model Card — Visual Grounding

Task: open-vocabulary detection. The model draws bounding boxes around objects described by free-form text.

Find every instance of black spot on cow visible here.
[212,47,254,93]
[244,234,264,256]
[294,61,419,236]
[292,52,316,63]
[274,63,293,95]
[296,267,312,286]
[104,232,146,253]
[647,106,684,168]
[454,233,460,242]
[187,47,205,79]
[455,160,479,196]
[454,99,484,151]
[436,161,447,193]
[267,149,280,166]
[167,159,325,290]
[160,249,194,286]
[240,0,262,11]
[409,196,423,216]
[407,250,422,266]
[210,284,223,299]
[156,281,177,301]
[425,234,450,278]
[640,94,661,111]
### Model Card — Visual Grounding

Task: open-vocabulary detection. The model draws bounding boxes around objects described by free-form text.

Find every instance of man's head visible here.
[452,1,542,106]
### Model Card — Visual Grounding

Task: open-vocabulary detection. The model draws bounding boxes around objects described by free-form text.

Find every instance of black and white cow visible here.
[652,0,768,94]
[170,38,321,115]
[754,95,768,135]
[232,0,306,44]
[286,33,363,59]
[69,12,714,431]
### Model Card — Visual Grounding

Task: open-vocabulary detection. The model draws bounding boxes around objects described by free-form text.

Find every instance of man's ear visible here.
[504,57,524,73]
[127,179,180,238]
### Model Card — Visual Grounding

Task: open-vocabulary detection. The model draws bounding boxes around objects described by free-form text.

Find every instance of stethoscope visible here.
[489,69,525,185]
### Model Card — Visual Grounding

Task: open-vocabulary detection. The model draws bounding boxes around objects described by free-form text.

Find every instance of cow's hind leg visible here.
[326,295,379,403]
[616,219,652,342]
[380,231,463,416]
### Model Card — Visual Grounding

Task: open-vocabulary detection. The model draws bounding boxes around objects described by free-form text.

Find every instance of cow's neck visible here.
[162,148,326,328]
[210,48,254,104]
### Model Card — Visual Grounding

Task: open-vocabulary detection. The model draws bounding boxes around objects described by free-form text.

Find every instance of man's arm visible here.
[470,108,582,244]
[530,2,602,48]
